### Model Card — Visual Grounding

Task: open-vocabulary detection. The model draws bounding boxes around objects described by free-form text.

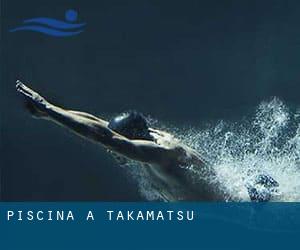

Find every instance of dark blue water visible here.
[2,0,300,201]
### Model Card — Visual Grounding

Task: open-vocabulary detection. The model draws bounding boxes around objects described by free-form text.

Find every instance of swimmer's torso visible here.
[144,129,225,201]
[145,160,225,201]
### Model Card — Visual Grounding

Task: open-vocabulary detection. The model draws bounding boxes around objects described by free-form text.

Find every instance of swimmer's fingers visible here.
[149,128,167,135]
[148,128,160,134]
[16,80,46,104]
[16,80,49,113]
[16,80,36,99]
[149,131,157,138]
[149,128,166,138]
[16,80,41,100]
[149,128,173,138]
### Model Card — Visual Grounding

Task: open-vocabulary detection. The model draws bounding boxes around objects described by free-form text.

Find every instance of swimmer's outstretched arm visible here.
[16,81,176,165]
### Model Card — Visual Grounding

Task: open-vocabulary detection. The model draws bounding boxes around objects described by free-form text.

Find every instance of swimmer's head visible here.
[108,111,153,141]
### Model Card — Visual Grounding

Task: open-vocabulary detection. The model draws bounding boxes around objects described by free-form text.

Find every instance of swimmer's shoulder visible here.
[167,143,206,167]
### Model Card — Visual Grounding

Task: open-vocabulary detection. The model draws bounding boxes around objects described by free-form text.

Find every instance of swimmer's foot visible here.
[16,80,49,118]
[246,174,279,202]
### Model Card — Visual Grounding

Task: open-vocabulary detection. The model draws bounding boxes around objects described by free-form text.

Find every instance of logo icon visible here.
[9,9,86,37]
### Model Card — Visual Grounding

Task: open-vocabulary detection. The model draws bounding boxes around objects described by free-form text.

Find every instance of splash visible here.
[124,98,300,201]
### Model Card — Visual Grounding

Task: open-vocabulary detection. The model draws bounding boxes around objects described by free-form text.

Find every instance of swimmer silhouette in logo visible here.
[15,80,279,201]
[10,9,85,37]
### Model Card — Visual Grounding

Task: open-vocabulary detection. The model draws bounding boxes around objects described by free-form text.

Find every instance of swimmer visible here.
[16,80,277,201]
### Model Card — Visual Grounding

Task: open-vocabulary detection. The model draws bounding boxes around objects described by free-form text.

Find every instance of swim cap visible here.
[108,111,153,141]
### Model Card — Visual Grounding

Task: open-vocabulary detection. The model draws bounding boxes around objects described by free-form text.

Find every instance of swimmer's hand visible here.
[16,80,49,118]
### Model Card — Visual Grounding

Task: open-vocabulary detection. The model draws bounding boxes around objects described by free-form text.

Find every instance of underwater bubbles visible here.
[182,98,300,201]
[123,98,300,201]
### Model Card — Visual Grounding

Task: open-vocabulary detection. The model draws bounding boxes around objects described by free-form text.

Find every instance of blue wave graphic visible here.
[23,18,85,29]
[9,9,85,37]
[9,25,84,37]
